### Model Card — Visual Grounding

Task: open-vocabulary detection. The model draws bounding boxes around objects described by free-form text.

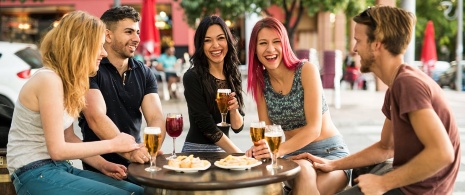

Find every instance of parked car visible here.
[438,61,465,91]
[412,60,450,82]
[0,41,43,107]
[430,61,451,82]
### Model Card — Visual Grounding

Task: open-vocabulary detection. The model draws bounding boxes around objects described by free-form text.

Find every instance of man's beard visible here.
[360,53,375,73]
[111,42,135,59]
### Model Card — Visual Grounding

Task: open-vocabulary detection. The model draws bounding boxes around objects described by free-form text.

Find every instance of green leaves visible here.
[179,0,367,29]
[179,0,255,28]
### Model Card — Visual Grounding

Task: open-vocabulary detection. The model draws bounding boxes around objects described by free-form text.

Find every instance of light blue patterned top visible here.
[264,61,328,131]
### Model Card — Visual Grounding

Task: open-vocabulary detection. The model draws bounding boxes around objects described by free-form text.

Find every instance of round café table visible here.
[128,152,301,195]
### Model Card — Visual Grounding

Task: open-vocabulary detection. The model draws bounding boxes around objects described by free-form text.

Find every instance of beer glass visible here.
[144,127,162,172]
[165,113,183,160]
[216,89,231,127]
[250,121,266,146]
[265,125,283,170]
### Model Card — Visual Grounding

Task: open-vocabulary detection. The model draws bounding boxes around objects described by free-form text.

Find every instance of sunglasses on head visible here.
[360,7,377,29]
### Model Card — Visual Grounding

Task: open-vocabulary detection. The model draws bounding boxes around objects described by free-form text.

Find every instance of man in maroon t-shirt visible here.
[290,5,460,195]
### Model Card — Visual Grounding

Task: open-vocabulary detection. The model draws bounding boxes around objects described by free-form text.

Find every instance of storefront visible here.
[0,0,193,58]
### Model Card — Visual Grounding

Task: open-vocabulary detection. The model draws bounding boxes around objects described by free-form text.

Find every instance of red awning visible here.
[420,20,437,75]
[139,0,161,58]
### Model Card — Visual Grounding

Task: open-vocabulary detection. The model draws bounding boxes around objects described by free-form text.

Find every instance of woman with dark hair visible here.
[245,17,350,194]
[181,15,244,153]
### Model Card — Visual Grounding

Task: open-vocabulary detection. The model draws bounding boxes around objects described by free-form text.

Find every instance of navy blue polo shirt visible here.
[78,57,158,168]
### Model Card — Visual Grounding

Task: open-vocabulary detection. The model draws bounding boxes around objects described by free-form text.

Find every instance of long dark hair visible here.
[189,15,244,110]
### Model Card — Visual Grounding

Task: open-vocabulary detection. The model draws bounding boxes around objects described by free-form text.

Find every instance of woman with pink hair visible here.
[245,17,350,194]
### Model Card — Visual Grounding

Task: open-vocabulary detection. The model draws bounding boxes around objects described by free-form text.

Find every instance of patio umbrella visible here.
[420,20,437,76]
[139,0,161,58]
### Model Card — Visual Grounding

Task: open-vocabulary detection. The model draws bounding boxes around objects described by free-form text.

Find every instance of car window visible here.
[14,47,43,69]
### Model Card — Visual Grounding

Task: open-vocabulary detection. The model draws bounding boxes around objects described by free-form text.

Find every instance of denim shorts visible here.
[11,160,143,195]
[181,142,225,152]
[283,135,351,180]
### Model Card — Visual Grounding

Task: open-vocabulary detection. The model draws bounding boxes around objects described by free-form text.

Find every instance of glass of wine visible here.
[265,124,284,170]
[250,121,266,146]
[144,127,162,172]
[216,89,231,127]
[165,113,183,160]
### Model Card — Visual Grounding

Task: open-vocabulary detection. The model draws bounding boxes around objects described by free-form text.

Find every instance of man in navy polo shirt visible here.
[78,6,166,176]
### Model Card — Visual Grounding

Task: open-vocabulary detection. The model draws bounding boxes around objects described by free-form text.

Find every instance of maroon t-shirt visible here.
[382,65,461,195]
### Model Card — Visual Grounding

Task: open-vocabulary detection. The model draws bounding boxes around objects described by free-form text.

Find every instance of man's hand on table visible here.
[125,145,165,164]
[123,144,149,164]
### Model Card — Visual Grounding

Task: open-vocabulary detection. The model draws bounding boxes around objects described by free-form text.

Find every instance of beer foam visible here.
[265,132,282,137]
[144,127,161,134]
[217,89,231,93]
[251,121,265,128]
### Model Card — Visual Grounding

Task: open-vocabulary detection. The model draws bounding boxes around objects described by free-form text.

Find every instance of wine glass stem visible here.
[172,137,176,157]
[272,152,278,168]
[221,113,227,124]
[151,154,157,168]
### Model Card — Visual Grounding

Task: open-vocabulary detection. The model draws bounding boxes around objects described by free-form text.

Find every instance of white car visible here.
[413,60,450,82]
[0,41,43,107]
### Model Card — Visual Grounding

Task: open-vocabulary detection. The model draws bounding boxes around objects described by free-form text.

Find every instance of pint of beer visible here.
[144,127,162,172]
[144,127,162,155]
[250,121,266,146]
[265,131,282,154]
[265,125,283,170]
[216,89,231,127]
[216,89,230,113]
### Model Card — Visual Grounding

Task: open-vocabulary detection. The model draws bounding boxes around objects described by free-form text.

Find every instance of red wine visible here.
[166,115,183,137]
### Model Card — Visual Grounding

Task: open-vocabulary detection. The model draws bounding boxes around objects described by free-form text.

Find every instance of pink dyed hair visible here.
[247,17,300,102]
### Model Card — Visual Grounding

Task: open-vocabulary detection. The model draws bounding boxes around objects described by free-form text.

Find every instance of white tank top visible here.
[6,69,74,174]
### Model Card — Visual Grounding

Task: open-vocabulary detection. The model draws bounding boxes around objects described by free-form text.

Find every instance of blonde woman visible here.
[7,11,143,195]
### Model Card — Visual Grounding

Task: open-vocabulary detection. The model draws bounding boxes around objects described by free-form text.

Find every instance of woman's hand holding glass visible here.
[227,92,240,111]
[245,139,272,160]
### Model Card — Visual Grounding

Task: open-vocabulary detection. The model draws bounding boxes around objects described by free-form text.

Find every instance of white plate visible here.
[163,161,211,173]
[214,161,262,170]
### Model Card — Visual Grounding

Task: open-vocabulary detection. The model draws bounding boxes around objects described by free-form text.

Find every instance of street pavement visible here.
[73,83,465,194]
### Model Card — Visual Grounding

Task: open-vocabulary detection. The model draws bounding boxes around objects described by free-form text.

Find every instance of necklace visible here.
[389,65,402,86]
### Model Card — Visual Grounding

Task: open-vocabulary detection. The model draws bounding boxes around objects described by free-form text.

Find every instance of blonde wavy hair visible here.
[40,11,106,117]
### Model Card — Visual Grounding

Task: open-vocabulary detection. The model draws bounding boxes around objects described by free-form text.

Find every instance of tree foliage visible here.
[8,0,461,61]
[178,0,369,48]
[414,0,462,61]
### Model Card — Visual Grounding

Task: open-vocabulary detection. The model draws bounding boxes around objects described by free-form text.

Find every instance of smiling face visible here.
[353,23,375,73]
[255,28,283,70]
[107,18,140,59]
[203,24,228,67]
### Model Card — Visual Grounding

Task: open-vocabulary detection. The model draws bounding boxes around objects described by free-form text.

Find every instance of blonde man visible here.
[293,6,460,195]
